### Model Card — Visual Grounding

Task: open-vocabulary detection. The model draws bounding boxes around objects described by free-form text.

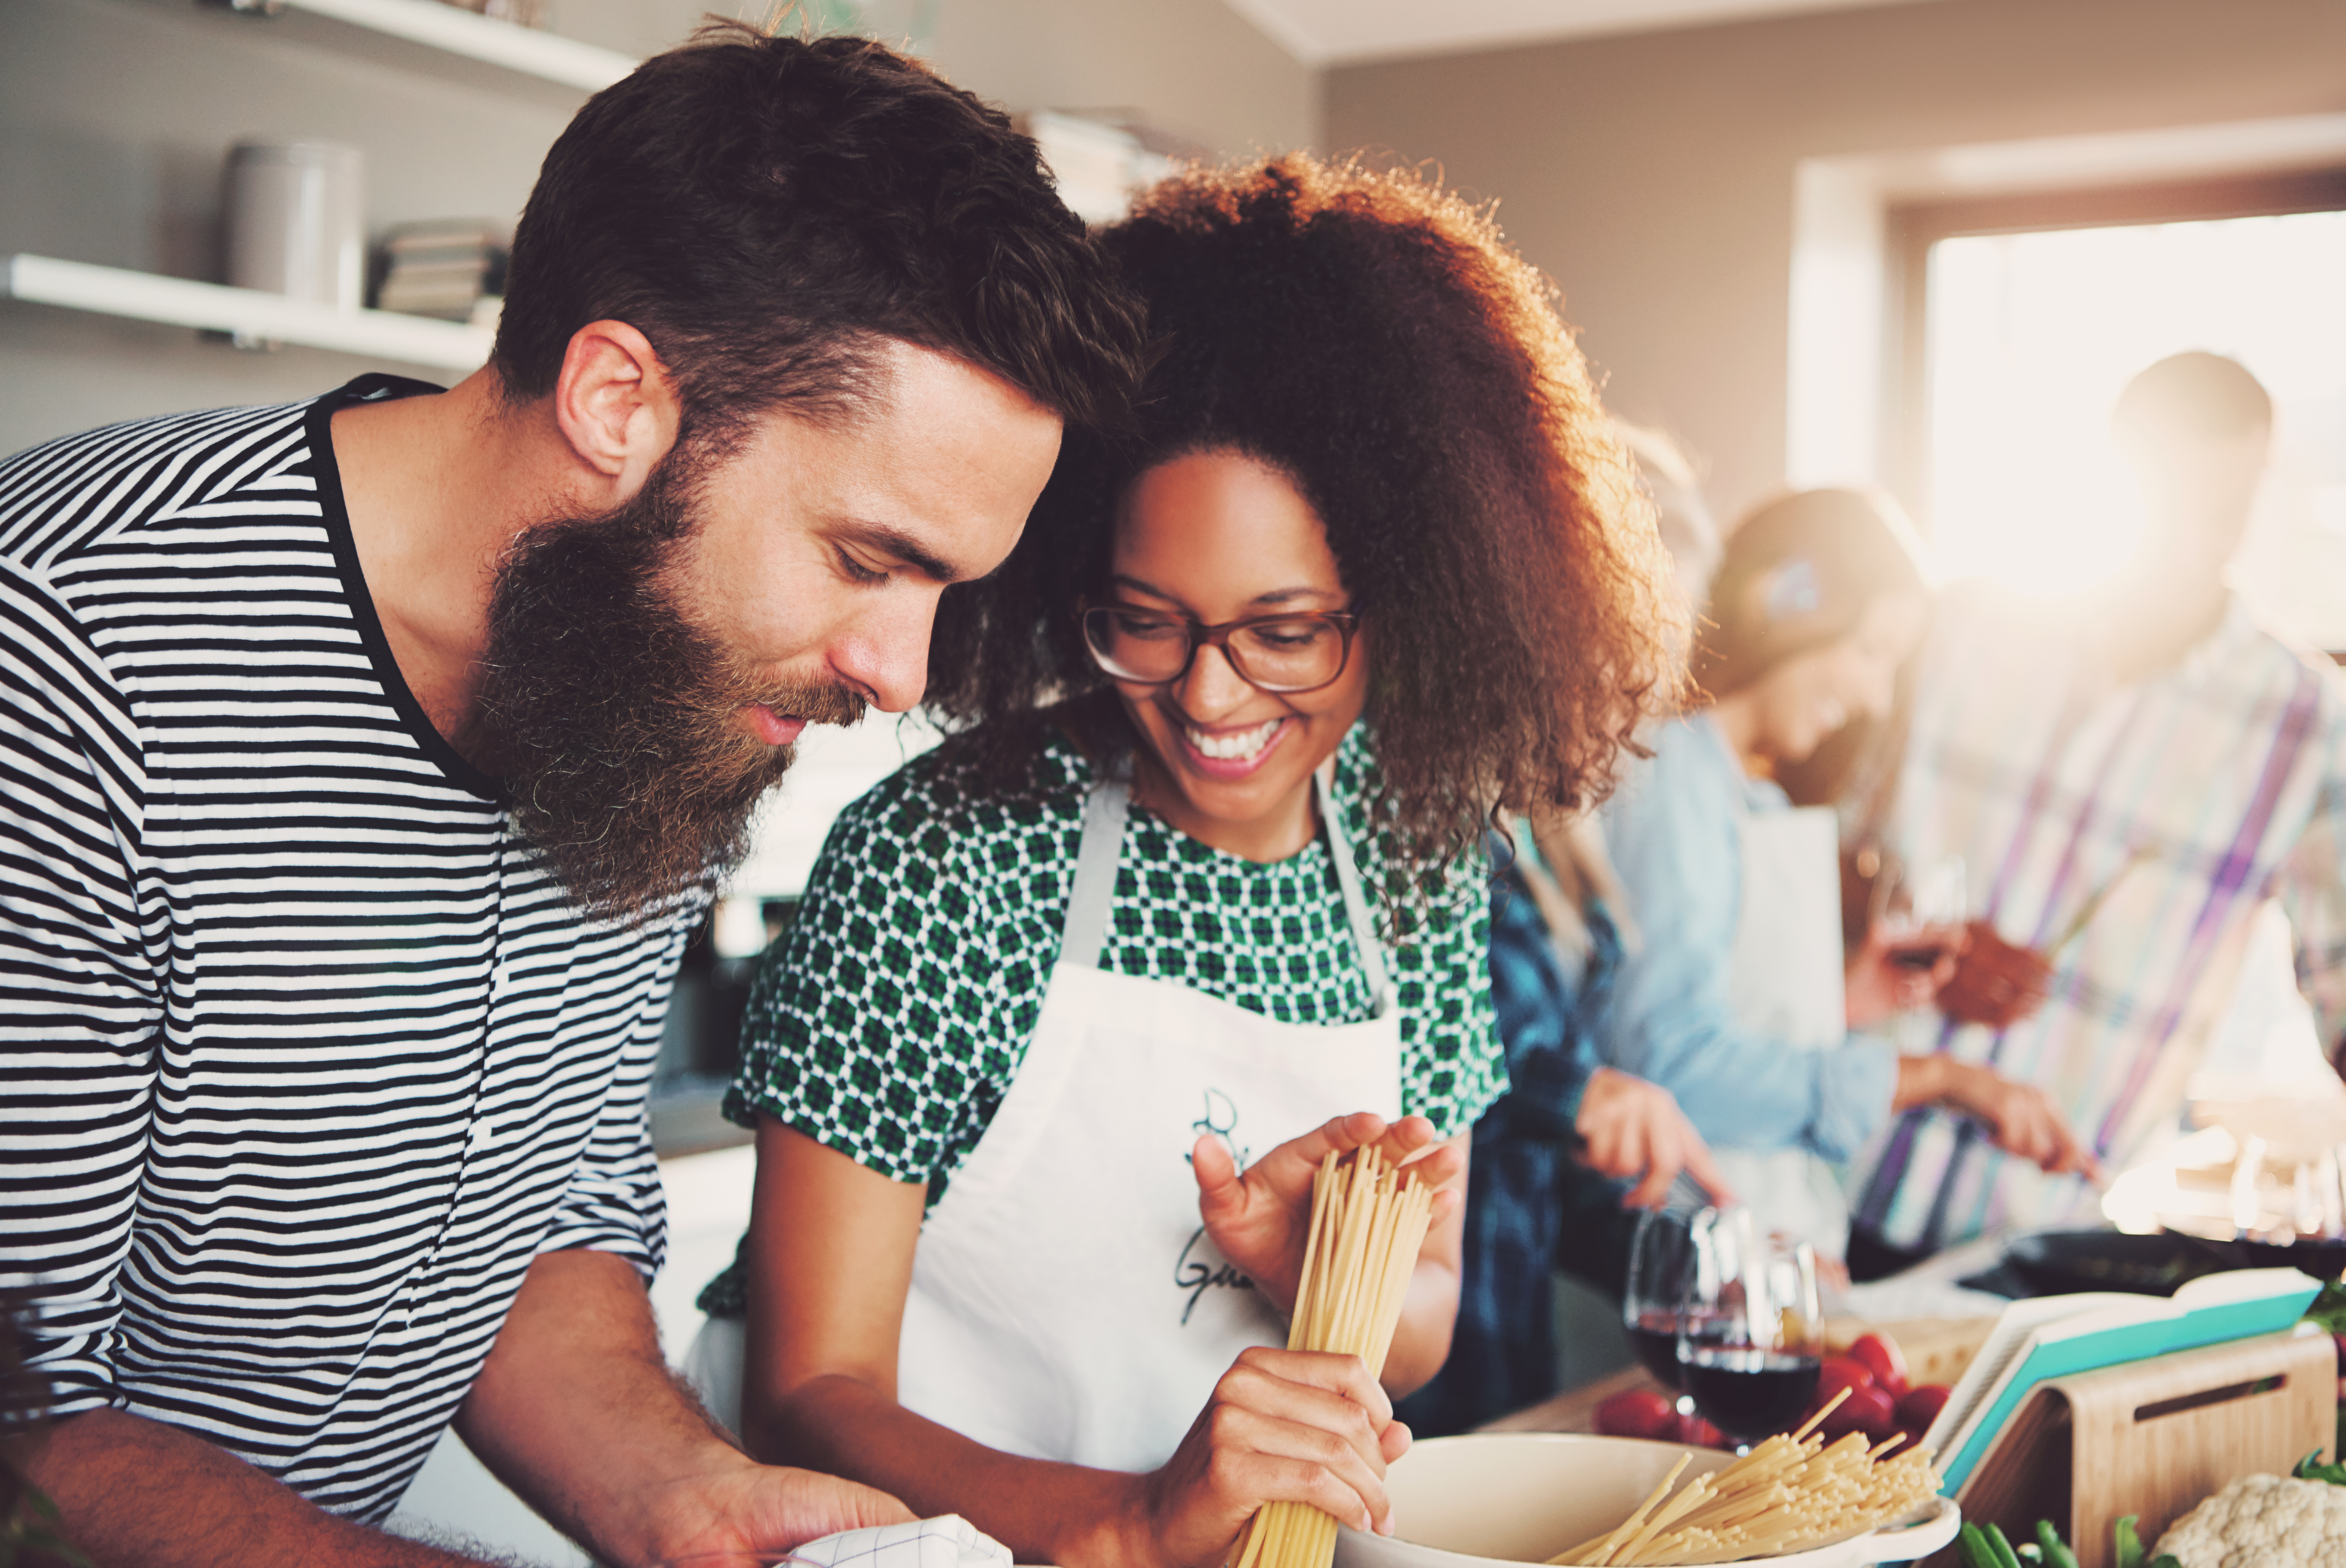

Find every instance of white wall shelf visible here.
[3,255,493,372]
[162,0,637,100]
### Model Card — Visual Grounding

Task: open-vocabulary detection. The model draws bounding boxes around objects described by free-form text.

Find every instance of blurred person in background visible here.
[1598,489,2095,1263]
[1846,352,2346,1276]
[1396,426,1731,1439]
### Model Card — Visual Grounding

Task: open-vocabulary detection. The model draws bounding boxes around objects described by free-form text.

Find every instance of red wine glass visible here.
[1675,1206,1822,1449]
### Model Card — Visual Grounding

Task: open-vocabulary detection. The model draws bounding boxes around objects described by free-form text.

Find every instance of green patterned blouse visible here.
[701,723,1504,1317]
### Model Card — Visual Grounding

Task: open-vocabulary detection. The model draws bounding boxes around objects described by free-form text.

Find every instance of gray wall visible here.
[1325,0,2346,520]
[0,0,1313,453]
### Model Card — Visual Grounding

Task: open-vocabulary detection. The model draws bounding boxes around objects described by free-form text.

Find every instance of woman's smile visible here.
[1175,713,1291,774]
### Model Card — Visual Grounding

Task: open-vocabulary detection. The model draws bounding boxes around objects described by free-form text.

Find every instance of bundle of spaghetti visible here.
[1547,1389,1943,1566]
[1227,1146,1436,1568]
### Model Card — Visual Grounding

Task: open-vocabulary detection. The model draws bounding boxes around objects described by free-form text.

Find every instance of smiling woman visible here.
[682,153,1679,1568]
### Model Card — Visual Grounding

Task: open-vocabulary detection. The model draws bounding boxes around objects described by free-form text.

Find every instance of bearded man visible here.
[0,24,1143,1567]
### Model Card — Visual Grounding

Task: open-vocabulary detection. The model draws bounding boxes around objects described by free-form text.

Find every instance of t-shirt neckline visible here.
[307,373,504,803]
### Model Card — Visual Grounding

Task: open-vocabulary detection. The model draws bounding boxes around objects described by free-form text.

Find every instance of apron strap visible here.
[1060,759,1392,1015]
[1313,768,1392,1016]
[1061,771,1133,968]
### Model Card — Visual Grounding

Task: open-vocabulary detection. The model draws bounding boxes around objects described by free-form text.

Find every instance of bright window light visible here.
[1925,208,2346,645]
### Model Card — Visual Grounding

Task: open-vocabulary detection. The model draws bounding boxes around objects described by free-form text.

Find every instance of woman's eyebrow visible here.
[1108,574,1341,610]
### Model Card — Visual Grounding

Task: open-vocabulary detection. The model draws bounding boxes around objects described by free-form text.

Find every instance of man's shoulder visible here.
[0,399,320,579]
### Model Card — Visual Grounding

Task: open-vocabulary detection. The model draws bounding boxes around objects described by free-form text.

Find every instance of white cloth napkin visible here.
[788,1515,1015,1568]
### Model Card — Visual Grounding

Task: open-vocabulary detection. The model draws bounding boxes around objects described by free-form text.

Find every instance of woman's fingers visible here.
[1192,1132,1243,1213]
[1226,1345,1394,1430]
[1200,1350,1400,1530]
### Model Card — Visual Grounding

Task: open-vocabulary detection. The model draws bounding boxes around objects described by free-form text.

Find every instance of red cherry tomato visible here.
[1811,1355,1876,1418]
[1596,1387,1679,1440]
[1895,1383,1951,1432]
[1817,1383,1898,1444]
[1849,1332,1910,1398]
[1671,1411,1727,1449]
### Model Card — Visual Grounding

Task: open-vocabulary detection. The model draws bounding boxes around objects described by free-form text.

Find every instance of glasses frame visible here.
[1078,603,1362,695]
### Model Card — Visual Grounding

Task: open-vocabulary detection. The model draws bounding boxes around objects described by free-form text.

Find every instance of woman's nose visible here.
[1175,641,1254,717]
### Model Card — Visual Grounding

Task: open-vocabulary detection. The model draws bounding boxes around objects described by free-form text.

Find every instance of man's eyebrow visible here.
[835,520,963,584]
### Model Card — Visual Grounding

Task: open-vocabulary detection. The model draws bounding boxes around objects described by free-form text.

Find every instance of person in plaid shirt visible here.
[1847,352,2346,1271]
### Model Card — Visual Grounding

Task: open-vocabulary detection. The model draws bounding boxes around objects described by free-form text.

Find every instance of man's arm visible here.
[455,1248,911,1565]
[2276,748,2346,1072]
[27,1411,508,1568]
[22,1262,905,1568]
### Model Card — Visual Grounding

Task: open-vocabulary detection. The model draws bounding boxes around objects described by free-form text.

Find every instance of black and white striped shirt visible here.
[0,378,700,1521]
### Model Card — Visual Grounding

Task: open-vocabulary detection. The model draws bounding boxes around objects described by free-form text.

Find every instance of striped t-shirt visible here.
[0,379,700,1522]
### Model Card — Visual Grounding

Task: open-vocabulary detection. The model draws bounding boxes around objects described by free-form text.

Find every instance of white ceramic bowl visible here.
[1332,1433,1960,1568]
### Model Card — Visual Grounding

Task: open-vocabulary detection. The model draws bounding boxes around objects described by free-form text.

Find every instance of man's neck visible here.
[329,372,575,746]
[2087,560,2231,688]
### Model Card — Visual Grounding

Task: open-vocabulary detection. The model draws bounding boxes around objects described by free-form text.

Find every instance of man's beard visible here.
[468,460,866,923]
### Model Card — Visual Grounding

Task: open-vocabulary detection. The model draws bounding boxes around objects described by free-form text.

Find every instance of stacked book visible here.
[375,221,505,325]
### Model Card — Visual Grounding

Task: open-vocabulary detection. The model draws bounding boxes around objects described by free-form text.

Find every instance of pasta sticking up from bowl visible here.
[1548,1389,1945,1566]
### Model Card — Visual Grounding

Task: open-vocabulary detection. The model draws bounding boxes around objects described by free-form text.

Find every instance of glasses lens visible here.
[1229,617,1347,692]
[1083,607,1192,682]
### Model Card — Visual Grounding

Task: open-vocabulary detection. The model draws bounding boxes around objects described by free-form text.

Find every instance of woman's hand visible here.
[1131,1347,1408,1568]
[1573,1068,1736,1209]
[1892,1055,2102,1181]
[1845,922,1967,1028]
[1191,1112,1463,1315]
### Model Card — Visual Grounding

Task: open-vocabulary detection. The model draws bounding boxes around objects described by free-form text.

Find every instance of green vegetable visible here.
[2034,1519,2079,1568]
[2303,1279,2346,1334]
[1984,1523,2027,1568]
[2114,1514,2146,1568]
[1958,1523,2001,1568]
[2296,1448,2346,1486]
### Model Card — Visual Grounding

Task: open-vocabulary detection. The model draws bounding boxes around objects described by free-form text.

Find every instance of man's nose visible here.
[1861,666,1898,720]
[830,597,934,714]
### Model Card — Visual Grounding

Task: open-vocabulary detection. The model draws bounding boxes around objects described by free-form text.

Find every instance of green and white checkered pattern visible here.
[722,724,1502,1205]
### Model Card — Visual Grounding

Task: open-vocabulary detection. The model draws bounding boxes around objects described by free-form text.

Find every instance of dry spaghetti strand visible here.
[1224,1147,1436,1568]
[1546,1408,1944,1567]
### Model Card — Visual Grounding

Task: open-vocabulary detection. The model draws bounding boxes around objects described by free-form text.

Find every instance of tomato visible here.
[1817,1383,1898,1444]
[1595,1387,1679,1440]
[1671,1411,1727,1449]
[1811,1355,1876,1419]
[1849,1332,1910,1397]
[1895,1384,1951,1432]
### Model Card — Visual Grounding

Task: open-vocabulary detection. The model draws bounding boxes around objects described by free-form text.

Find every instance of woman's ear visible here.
[549,320,682,499]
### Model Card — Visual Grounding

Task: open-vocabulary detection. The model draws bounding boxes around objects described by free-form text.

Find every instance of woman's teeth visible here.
[1186,718,1281,762]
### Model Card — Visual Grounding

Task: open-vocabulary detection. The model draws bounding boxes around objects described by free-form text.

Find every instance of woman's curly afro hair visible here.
[925,153,1681,878]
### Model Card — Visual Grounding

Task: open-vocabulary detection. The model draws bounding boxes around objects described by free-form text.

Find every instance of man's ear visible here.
[550,321,681,498]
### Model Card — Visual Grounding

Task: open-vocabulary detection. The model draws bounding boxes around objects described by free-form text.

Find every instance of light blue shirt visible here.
[1597,715,1897,1163]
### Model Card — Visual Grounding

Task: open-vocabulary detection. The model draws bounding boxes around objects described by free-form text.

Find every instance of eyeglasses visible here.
[1079,604,1361,694]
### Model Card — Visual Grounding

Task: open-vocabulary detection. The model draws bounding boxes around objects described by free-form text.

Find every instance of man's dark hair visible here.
[493,23,1147,451]
[2114,351,2272,446]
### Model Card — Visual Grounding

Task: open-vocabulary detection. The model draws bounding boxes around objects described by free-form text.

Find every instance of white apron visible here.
[1714,804,1853,1258]
[893,769,1404,1474]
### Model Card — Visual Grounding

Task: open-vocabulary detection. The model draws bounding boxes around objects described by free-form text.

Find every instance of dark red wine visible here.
[1682,1346,1820,1440]
[1626,1319,1684,1389]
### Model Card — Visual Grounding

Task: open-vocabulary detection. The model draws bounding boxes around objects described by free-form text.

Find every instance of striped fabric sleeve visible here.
[0,559,161,1417]
[535,1002,671,1283]
[2279,737,2346,1069]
